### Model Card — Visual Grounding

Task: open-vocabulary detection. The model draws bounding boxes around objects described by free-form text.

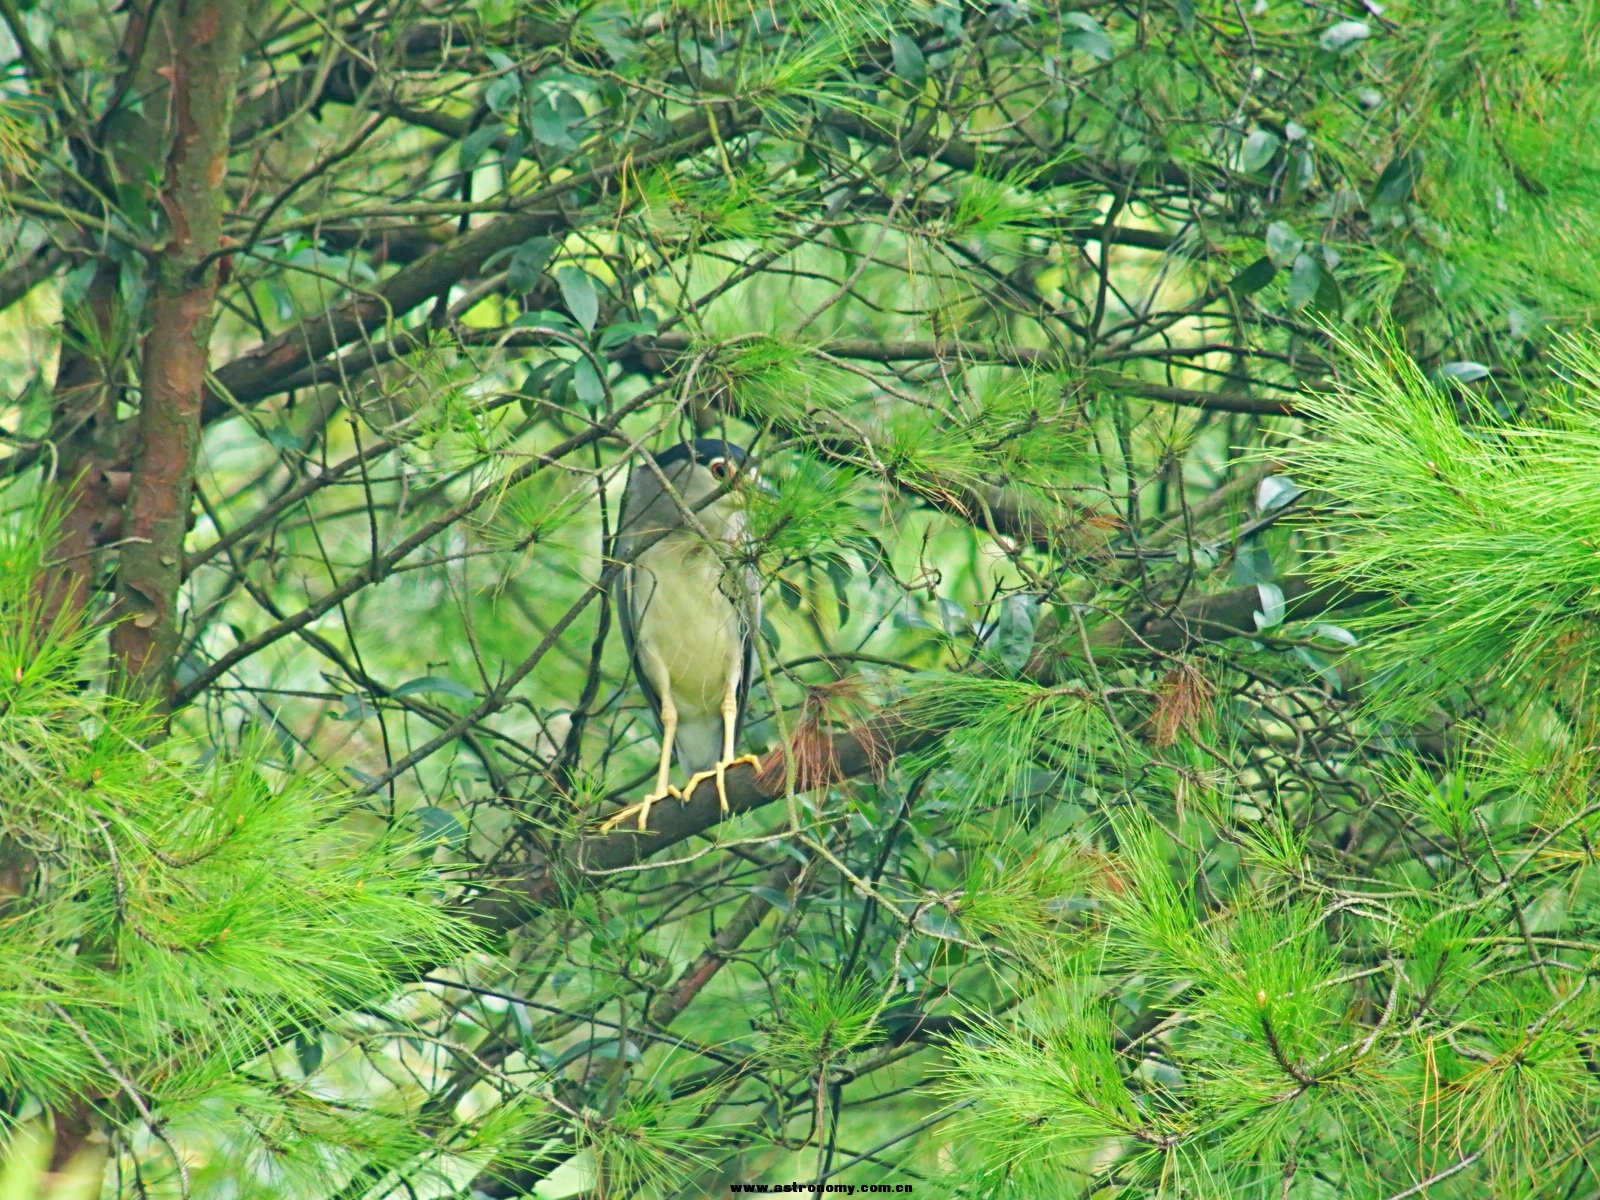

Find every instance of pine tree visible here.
[3,1,1600,1196]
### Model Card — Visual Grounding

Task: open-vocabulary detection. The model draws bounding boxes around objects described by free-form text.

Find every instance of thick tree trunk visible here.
[109,1,245,705]
[36,0,244,1176]
[34,1,174,640]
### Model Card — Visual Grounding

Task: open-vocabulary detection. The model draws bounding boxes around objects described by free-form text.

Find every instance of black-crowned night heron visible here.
[601,439,765,832]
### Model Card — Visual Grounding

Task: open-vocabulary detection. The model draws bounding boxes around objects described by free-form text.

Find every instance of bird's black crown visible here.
[651,439,752,470]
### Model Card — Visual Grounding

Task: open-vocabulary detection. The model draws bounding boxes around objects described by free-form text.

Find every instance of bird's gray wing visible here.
[611,492,665,738]
[719,560,761,744]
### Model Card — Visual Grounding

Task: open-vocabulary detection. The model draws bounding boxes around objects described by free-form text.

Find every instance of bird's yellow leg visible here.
[681,681,762,816]
[599,685,683,833]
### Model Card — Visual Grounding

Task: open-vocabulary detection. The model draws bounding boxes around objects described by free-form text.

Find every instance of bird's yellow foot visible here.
[598,785,684,833]
[681,755,763,816]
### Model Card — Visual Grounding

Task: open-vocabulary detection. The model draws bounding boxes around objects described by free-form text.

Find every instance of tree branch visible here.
[467,574,1380,934]
[0,243,66,314]
[204,105,755,416]
[645,332,1314,416]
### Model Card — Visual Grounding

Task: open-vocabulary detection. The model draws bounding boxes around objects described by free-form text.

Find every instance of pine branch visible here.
[468,573,1379,934]
[646,332,1314,416]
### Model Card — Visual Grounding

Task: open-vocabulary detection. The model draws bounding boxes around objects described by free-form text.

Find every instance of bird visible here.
[601,439,766,832]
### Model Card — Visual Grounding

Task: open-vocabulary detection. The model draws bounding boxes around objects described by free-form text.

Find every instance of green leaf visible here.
[1313,260,1343,315]
[1439,360,1490,385]
[751,886,794,913]
[1227,256,1277,295]
[1265,221,1303,268]
[938,597,969,636]
[458,124,503,171]
[1062,13,1113,62]
[776,574,802,610]
[548,366,569,406]
[478,0,516,28]
[59,262,96,308]
[511,309,576,331]
[414,805,468,850]
[1286,253,1323,309]
[501,130,527,177]
[117,255,146,323]
[589,19,637,66]
[1240,129,1280,173]
[393,675,476,701]
[894,601,935,631]
[114,180,153,234]
[889,32,926,88]
[597,317,658,352]
[1256,474,1304,513]
[1232,540,1275,587]
[817,123,853,157]
[484,73,521,116]
[335,692,374,722]
[506,237,555,292]
[571,357,606,409]
[1372,149,1423,209]
[1293,645,1342,691]
[1307,623,1358,647]
[1177,538,1220,572]
[588,1038,643,1062]
[531,92,583,150]
[1254,582,1287,630]
[294,1033,323,1077]
[557,267,599,332]
[985,593,1039,673]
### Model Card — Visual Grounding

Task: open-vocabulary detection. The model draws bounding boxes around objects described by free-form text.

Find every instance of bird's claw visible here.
[598,785,684,833]
[681,755,763,816]
[598,753,760,831]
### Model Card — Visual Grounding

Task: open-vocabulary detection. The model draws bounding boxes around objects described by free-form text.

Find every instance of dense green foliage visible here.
[3,0,1600,1196]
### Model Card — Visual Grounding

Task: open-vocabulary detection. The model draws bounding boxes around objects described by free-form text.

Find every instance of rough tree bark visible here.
[35,3,175,642]
[108,1,245,706]
[38,0,246,1174]
[33,1,181,1172]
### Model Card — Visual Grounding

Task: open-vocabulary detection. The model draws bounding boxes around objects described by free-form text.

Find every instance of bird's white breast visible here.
[630,534,744,714]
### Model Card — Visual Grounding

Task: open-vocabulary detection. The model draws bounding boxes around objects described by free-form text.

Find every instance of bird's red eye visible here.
[708,458,729,480]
